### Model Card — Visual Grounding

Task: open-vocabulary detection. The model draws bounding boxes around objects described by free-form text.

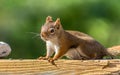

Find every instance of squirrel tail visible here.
[106,45,120,56]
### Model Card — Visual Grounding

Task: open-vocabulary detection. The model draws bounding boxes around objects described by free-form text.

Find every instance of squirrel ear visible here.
[46,16,53,23]
[54,18,61,29]
[54,18,61,25]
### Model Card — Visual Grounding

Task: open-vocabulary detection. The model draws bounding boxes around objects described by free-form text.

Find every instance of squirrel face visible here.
[40,16,63,41]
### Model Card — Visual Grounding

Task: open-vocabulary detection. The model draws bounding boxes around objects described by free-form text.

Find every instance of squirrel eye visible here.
[50,28,55,33]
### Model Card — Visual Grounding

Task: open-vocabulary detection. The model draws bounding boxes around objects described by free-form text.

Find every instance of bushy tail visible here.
[107,45,120,56]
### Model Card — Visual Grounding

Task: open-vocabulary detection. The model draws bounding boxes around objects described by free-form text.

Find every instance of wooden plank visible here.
[0,59,120,75]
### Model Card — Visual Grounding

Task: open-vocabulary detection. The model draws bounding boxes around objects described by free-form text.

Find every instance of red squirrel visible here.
[39,16,120,64]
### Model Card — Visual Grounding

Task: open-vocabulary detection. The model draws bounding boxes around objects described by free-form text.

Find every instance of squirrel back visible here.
[64,30,108,59]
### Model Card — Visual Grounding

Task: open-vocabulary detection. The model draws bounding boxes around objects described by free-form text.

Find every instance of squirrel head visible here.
[40,16,63,41]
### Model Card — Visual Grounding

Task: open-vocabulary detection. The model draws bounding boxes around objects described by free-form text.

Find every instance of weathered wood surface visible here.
[0,59,120,75]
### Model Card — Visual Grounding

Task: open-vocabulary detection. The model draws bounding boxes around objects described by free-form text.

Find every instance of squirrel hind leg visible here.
[65,48,86,60]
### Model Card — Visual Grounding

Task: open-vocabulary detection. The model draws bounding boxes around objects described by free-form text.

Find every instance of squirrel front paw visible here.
[38,56,49,60]
[48,58,56,65]
[48,58,54,62]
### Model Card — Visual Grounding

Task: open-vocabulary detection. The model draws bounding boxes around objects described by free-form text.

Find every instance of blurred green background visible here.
[0,0,120,59]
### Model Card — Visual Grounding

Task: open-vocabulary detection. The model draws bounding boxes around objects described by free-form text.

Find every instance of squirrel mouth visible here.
[44,38,48,41]
[41,37,48,41]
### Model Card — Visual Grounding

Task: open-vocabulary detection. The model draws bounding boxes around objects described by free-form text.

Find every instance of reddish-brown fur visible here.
[39,16,120,63]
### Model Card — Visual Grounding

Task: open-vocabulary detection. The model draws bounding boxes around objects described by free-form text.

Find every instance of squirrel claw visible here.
[48,58,57,66]
[48,58,54,63]
[38,57,48,60]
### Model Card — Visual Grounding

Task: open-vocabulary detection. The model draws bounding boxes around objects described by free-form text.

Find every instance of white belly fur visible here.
[46,41,60,55]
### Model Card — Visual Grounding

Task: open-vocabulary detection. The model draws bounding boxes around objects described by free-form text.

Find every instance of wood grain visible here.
[0,59,120,75]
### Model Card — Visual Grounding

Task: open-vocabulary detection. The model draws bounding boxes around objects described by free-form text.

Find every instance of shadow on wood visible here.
[0,59,120,75]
